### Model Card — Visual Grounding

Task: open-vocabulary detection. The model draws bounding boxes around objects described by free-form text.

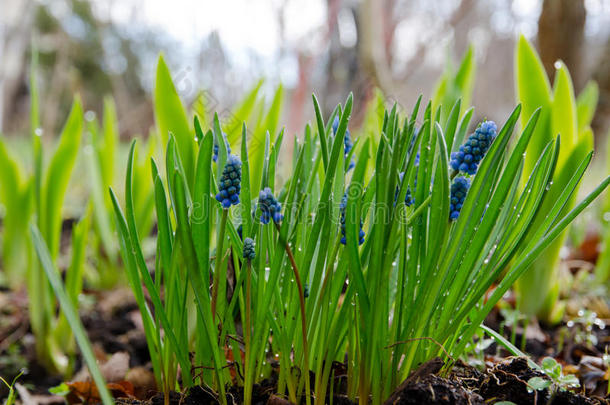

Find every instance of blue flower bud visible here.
[213,132,231,163]
[332,116,339,134]
[243,237,256,260]
[450,177,470,221]
[332,116,356,171]
[258,187,283,224]
[450,120,497,175]
[395,172,416,207]
[339,192,365,245]
[215,154,242,209]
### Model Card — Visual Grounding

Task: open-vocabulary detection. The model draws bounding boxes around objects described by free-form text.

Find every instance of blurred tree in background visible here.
[0,0,609,140]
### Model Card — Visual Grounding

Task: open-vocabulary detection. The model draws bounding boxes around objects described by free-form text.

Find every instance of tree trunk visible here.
[537,0,586,90]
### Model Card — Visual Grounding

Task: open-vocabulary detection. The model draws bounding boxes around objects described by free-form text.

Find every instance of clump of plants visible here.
[19,47,610,405]
[52,54,604,405]
[0,46,87,375]
[0,49,153,377]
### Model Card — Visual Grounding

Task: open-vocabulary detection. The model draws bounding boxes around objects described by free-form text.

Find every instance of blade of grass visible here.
[31,224,113,405]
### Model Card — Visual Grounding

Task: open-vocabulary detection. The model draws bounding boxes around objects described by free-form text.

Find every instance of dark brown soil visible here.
[385,358,608,405]
[105,358,610,405]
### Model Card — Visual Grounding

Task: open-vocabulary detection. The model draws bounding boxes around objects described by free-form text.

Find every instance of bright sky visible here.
[95,0,325,55]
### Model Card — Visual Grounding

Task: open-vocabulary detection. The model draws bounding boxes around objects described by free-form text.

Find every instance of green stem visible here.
[405,194,432,225]
[211,209,229,322]
[312,236,341,405]
[244,259,253,405]
[309,234,341,334]
[275,222,311,405]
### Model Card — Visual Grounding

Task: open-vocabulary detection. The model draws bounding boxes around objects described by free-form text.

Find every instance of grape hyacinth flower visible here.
[258,187,283,224]
[450,177,470,221]
[339,192,365,245]
[243,237,256,260]
[215,154,242,208]
[395,172,416,207]
[212,132,231,162]
[408,132,420,167]
[450,120,497,175]
[332,116,356,170]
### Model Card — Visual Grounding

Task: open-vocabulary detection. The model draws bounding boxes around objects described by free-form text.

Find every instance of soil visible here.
[383,357,608,405]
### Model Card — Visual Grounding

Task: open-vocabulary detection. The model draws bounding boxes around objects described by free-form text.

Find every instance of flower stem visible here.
[274,221,311,405]
[211,209,228,322]
[406,194,432,225]
[244,259,253,405]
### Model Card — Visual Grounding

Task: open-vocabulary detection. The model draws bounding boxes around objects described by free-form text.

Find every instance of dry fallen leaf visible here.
[65,380,135,404]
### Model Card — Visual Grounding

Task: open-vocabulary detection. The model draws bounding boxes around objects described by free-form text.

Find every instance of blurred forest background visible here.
[1,0,610,145]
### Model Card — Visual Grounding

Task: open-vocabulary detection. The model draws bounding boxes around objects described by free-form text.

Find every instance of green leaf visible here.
[154,55,196,189]
[132,136,157,238]
[42,98,83,259]
[516,35,552,181]
[452,107,473,151]
[444,99,461,153]
[527,376,551,392]
[225,80,263,145]
[65,208,90,307]
[192,130,213,277]
[110,187,163,386]
[576,81,598,132]
[541,357,561,378]
[480,325,540,370]
[192,90,211,132]
[312,94,329,169]
[454,45,475,112]
[100,97,118,187]
[30,44,42,212]
[345,138,371,315]
[551,61,578,167]
[432,46,475,124]
[558,374,580,389]
[0,137,32,286]
[31,224,113,405]
[86,131,117,263]
[240,124,252,238]
[171,169,227,398]
[49,383,70,396]
[249,85,283,192]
